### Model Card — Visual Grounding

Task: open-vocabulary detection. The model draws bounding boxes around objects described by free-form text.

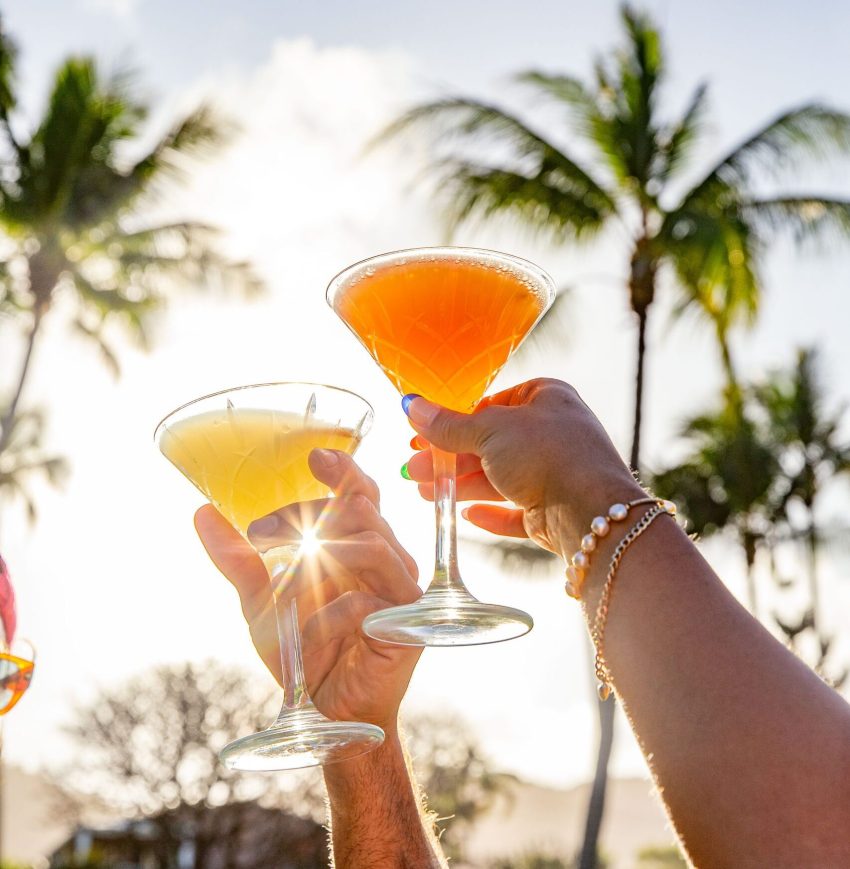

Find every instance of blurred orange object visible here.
[0,649,34,716]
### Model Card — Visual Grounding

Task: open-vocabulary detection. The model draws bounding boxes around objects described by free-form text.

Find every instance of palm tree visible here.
[379,8,850,862]
[0,24,261,471]
[651,397,783,615]
[0,405,67,522]
[755,349,850,656]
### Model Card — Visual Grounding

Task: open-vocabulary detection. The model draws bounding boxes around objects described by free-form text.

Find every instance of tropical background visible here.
[2,1,850,867]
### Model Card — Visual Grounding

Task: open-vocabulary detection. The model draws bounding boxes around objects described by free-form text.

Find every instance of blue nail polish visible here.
[401,393,421,416]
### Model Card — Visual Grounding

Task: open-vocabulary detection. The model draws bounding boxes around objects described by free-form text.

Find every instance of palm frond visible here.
[662,199,762,329]
[582,4,665,192]
[70,271,159,351]
[0,18,16,115]
[685,104,850,201]
[377,98,616,226]
[71,317,121,377]
[0,404,68,520]
[515,70,598,132]
[443,162,613,240]
[657,83,709,182]
[744,196,850,246]
[120,103,227,195]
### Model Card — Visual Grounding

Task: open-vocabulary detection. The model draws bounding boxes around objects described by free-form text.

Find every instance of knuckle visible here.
[346,492,375,518]
[362,475,381,505]
[359,529,385,552]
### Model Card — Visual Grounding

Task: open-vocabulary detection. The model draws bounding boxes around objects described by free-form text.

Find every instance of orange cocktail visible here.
[334,253,548,412]
[328,248,555,647]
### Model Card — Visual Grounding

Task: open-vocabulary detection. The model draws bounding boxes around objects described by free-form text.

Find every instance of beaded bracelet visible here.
[565,497,674,599]
[564,497,677,701]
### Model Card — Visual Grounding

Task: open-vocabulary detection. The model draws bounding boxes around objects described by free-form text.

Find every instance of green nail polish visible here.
[400,463,411,480]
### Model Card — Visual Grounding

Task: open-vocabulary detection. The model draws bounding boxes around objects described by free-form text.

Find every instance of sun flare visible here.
[299,526,321,556]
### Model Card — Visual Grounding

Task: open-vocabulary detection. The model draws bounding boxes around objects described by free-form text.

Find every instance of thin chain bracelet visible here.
[590,503,675,700]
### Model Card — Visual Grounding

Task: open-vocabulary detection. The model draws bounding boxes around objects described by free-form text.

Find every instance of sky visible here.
[3,0,850,801]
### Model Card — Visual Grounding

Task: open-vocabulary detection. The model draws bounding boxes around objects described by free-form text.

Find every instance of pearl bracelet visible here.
[565,497,676,599]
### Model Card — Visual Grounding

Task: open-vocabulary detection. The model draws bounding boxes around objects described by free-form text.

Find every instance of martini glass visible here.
[155,382,384,770]
[327,247,555,646]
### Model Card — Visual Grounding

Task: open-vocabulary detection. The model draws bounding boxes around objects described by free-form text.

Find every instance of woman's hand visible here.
[195,449,421,731]
[402,378,645,556]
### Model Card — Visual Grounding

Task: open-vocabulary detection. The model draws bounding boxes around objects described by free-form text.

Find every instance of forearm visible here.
[324,723,447,869]
[561,508,850,868]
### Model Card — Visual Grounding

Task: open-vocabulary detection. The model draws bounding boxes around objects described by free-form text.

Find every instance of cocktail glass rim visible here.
[326,244,556,307]
[154,380,374,446]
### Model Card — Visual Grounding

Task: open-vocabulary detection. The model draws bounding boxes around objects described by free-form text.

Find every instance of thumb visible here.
[402,394,488,454]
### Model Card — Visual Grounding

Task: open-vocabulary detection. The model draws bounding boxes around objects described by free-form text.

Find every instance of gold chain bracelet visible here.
[590,503,674,700]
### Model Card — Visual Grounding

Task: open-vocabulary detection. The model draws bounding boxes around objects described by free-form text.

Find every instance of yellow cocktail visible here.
[159,408,360,535]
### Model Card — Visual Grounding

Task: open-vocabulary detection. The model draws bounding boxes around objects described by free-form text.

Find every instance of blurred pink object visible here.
[0,554,16,647]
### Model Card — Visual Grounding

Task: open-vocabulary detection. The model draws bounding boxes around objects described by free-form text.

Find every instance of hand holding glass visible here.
[328,247,555,646]
[156,382,384,770]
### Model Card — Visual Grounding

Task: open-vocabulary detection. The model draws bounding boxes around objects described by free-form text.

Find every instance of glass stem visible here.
[261,550,313,716]
[428,446,468,596]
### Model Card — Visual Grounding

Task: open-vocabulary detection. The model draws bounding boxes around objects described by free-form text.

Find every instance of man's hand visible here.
[194,448,421,731]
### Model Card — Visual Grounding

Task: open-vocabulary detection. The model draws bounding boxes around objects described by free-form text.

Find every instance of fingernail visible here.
[406,397,439,426]
[400,463,411,480]
[460,507,470,520]
[248,514,279,538]
[409,436,421,450]
[312,448,340,469]
[401,393,422,416]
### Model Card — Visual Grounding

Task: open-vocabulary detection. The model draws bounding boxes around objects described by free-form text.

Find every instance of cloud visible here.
[172,37,434,282]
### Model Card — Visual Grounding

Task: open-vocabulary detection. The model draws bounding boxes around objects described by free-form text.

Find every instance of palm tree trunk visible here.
[578,301,650,869]
[744,535,758,619]
[629,306,648,471]
[578,695,616,869]
[0,307,43,457]
[715,322,743,413]
[806,508,819,630]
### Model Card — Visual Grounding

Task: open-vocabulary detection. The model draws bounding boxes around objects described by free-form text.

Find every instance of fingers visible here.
[247,492,414,573]
[416,472,505,503]
[301,589,389,652]
[308,449,380,509]
[278,532,421,606]
[247,457,418,579]
[461,504,529,538]
[404,450,483,483]
[194,504,269,619]
[402,395,498,454]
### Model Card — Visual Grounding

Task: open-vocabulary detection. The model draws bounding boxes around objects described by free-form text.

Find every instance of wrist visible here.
[548,471,648,560]
[323,718,403,796]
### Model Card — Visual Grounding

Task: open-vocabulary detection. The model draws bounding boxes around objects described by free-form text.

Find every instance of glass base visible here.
[219,705,385,771]
[362,588,533,647]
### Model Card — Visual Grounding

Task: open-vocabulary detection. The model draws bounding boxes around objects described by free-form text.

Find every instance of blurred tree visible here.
[653,350,850,685]
[404,712,506,863]
[58,661,327,864]
[755,348,850,685]
[0,405,67,522]
[0,20,261,526]
[651,395,783,616]
[756,348,850,627]
[381,6,850,863]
